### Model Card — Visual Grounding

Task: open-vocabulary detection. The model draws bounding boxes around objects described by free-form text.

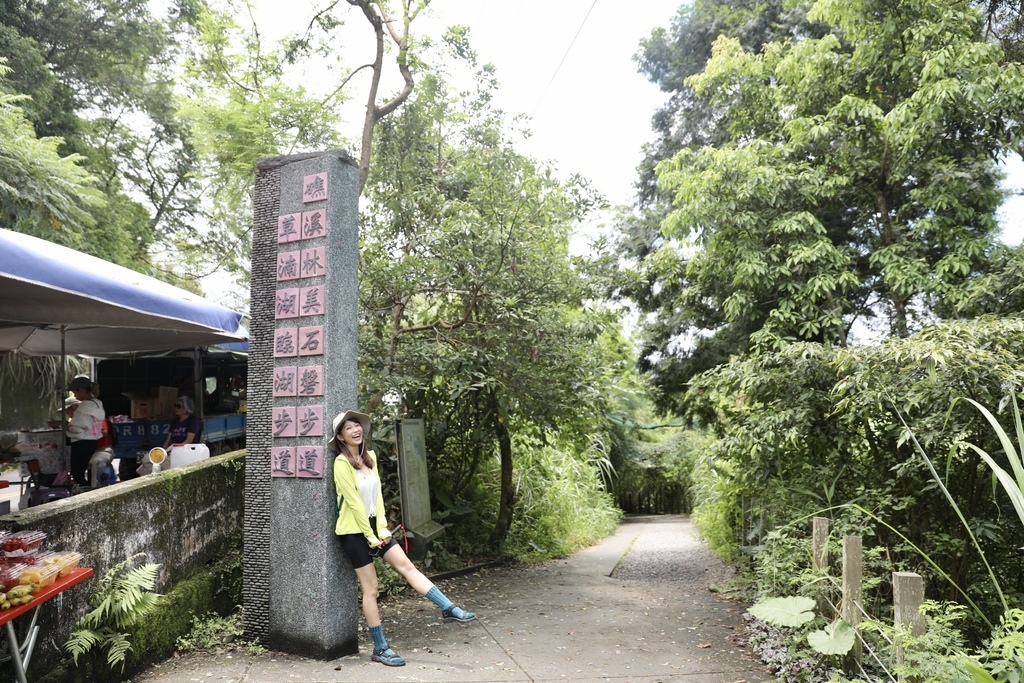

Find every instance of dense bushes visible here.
[689,316,1024,637]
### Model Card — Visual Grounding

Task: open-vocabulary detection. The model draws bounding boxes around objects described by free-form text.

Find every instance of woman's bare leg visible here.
[354,562,382,626]
[381,544,434,594]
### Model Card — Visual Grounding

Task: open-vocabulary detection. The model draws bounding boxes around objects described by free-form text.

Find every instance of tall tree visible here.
[0,62,104,237]
[619,0,1024,414]
[613,0,817,413]
[0,0,201,269]
[176,0,429,301]
[359,38,617,544]
[177,4,348,295]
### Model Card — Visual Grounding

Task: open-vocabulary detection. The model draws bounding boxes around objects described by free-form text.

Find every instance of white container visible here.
[169,443,210,469]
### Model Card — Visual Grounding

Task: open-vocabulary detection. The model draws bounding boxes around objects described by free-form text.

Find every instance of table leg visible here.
[4,621,28,683]
[20,607,40,671]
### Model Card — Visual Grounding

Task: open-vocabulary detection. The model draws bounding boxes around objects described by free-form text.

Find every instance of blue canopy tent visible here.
[0,229,246,356]
[0,229,247,475]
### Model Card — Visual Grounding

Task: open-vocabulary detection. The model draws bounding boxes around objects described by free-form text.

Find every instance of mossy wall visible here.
[0,451,245,680]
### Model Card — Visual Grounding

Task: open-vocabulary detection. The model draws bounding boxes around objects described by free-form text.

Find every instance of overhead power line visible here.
[531,0,599,117]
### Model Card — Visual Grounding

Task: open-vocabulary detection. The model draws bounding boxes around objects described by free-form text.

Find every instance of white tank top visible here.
[356,468,379,517]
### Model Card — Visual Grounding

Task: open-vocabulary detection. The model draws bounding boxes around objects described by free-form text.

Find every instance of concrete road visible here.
[133,515,772,683]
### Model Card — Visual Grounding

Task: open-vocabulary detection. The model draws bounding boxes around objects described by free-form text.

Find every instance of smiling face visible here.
[339,419,363,449]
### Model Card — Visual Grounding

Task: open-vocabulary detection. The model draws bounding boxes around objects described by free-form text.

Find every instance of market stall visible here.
[0,229,247,498]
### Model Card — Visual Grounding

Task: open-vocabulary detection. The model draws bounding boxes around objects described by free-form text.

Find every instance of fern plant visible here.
[65,553,162,673]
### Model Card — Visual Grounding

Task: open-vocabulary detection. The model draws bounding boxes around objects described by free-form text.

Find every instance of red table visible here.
[0,567,94,683]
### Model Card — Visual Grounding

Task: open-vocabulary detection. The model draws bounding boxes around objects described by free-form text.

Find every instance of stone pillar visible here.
[244,150,361,658]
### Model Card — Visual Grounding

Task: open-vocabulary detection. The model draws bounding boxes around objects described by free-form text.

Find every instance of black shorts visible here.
[338,516,396,569]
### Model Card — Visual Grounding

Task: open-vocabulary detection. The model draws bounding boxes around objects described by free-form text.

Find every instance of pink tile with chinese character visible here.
[275,288,299,319]
[271,447,297,477]
[276,251,301,281]
[302,209,326,240]
[277,213,302,243]
[296,446,324,478]
[302,173,328,203]
[273,367,297,397]
[296,366,323,397]
[272,406,297,437]
[273,328,299,357]
[298,326,324,356]
[300,247,326,279]
[299,286,325,317]
[297,405,324,437]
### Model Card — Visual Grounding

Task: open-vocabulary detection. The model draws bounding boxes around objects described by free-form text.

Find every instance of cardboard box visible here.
[122,392,157,419]
[156,397,177,417]
[132,399,157,419]
[157,386,178,400]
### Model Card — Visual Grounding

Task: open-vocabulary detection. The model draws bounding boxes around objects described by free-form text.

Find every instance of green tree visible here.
[0,61,104,236]
[176,0,429,299]
[614,0,817,414]
[176,4,348,294]
[0,0,201,269]
[359,40,619,545]
[688,318,1024,628]
[622,0,1024,414]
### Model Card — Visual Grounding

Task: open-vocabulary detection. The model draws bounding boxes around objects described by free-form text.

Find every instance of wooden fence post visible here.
[893,571,926,677]
[813,517,829,571]
[812,517,831,618]
[842,536,863,667]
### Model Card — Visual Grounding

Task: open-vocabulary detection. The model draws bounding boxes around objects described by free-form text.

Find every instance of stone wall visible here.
[0,450,245,677]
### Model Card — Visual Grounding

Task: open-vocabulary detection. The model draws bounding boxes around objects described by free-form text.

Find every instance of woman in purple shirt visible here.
[162,396,201,449]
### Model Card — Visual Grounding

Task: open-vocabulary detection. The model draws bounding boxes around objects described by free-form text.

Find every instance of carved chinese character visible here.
[273,407,295,437]
[278,214,301,243]
[300,287,323,315]
[276,290,298,318]
[298,367,322,396]
[303,173,328,202]
[303,210,325,239]
[277,252,299,280]
[274,368,297,396]
[296,445,323,478]
[301,248,325,278]
[274,329,297,357]
[299,327,323,356]
[273,448,295,476]
[298,408,321,436]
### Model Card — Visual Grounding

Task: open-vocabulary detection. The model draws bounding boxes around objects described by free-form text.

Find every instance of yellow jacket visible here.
[333,450,389,547]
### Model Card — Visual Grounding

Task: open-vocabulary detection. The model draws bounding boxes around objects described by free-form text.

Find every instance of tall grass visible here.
[502,430,621,560]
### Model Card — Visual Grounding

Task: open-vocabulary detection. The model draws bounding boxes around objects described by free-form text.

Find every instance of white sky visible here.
[253,0,680,209]
[419,1,681,209]
[255,0,1024,231]
[220,0,1023,306]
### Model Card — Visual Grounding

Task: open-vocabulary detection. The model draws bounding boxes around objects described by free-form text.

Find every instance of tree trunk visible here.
[490,406,514,546]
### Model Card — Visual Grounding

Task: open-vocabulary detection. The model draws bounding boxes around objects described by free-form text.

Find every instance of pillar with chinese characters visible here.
[244,150,361,658]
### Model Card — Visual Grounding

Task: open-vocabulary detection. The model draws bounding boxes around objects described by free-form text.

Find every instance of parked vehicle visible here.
[95,347,247,467]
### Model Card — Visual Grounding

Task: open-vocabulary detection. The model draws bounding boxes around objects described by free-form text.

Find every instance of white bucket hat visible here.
[327,410,372,453]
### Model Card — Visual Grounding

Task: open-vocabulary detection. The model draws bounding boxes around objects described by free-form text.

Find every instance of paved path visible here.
[134,515,772,682]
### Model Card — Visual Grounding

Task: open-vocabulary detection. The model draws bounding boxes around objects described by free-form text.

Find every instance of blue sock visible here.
[369,625,387,650]
[425,586,453,610]
[426,586,472,619]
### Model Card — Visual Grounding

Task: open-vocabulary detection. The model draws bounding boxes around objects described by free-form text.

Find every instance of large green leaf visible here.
[748,596,816,627]
[807,619,856,655]
[965,662,998,683]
